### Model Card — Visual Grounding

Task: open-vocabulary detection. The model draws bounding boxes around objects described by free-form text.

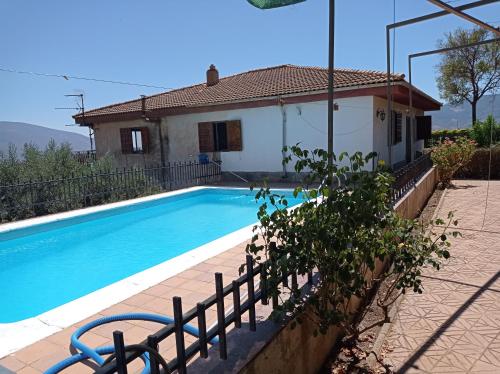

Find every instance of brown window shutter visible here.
[120,128,133,154]
[198,122,215,152]
[416,116,432,140]
[141,127,150,153]
[226,120,242,151]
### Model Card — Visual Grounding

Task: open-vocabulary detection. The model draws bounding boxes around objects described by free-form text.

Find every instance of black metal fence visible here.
[95,249,314,374]
[0,161,221,222]
[391,153,433,203]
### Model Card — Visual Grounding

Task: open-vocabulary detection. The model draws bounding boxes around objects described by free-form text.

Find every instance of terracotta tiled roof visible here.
[76,65,406,122]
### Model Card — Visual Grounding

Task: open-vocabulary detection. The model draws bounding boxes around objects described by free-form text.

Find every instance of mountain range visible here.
[0,121,90,156]
[429,94,500,130]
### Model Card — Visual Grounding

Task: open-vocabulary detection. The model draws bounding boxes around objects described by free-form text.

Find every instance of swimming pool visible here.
[0,187,302,324]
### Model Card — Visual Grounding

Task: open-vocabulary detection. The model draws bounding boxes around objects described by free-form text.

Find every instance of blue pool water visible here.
[0,188,303,323]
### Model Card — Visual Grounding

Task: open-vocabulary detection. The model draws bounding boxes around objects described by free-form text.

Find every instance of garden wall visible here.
[394,167,438,219]
[237,167,439,374]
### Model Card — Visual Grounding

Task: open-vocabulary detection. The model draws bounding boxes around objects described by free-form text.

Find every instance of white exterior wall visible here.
[164,96,376,173]
[92,95,427,172]
[372,96,425,167]
[166,106,282,172]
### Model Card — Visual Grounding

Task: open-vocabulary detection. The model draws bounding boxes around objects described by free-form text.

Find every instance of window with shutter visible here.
[198,121,242,152]
[416,116,432,140]
[120,127,150,154]
[226,120,242,151]
[120,128,133,154]
[198,122,215,152]
[392,111,402,145]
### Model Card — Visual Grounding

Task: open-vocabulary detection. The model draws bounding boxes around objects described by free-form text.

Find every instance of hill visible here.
[0,121,90,155]
[429,94,500,130]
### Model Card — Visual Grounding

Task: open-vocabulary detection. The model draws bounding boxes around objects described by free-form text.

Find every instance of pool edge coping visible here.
[0,185,267,358]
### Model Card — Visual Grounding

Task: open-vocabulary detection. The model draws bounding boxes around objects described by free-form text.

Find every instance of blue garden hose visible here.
[45,312,218,374]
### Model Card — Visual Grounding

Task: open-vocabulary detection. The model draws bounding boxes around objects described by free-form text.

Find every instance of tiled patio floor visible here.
[0,241,253,373]
[384,180,500,373]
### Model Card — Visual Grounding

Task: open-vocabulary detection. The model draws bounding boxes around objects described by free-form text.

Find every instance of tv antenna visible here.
[56,94,94,151]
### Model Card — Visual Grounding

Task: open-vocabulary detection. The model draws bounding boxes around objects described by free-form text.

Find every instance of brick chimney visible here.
[206,64,219,86]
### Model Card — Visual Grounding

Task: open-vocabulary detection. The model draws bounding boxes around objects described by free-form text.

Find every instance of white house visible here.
[74,64,440,179]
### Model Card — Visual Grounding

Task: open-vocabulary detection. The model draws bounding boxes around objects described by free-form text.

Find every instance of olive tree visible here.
[436,27,500,125]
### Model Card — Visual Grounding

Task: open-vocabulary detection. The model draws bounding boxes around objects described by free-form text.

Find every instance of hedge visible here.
[455,146,500,180]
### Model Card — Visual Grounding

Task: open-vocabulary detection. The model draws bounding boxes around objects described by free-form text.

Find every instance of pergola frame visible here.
[385,0,500,165]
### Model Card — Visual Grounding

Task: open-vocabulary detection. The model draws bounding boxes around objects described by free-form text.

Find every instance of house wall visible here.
[93,119,166,168]
[91,95,428,173]
[372,96,425,167]
[163,96,375,173]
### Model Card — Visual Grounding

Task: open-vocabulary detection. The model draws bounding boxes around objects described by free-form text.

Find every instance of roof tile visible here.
[77,64,405,121]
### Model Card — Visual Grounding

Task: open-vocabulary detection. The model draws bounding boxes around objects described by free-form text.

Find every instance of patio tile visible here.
[16,367,42,374]
[0,356,26,372]
[12,341,60,365]
[384,180,500,373]
[142,284,171,297]
[30,350,70,372]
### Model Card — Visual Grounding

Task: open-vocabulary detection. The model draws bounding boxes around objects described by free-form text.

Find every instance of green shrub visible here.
[245,145,457,340]
[428,129,471,147]
[470,115,500,147]
[455,145,500,179]
[431,137,476,188]
[0,140,159,222]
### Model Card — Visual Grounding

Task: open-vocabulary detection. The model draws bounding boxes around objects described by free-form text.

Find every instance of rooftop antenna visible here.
[56,94,94,151]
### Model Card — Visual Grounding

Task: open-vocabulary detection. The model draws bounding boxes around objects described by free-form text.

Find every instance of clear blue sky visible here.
[1,0,499,135]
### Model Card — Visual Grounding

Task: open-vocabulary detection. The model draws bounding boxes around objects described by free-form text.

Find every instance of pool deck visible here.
[0,239,255,373]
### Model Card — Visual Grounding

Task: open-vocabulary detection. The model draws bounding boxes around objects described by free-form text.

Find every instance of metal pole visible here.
[390,0,499,30]
[386,26,393,167]
[427,0,500,35]
[408,37,500,113]
[327,0,335,175]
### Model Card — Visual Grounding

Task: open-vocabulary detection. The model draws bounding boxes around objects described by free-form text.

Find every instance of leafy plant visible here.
[470,115,500,147]
[431,136,476,188]
[428,128,471,147]
[0,141,157,222]
[245,145,458,342]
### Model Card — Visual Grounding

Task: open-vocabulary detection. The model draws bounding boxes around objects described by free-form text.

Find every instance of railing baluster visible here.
[196,302,208,358]
[112,331,128,374]
[173,296,187,374]
[232,280,242,327]
[260,266,268,305]
[147,335,159,374]
[246,255,256,331]
[269,242,279,309]
[215,273,227,360]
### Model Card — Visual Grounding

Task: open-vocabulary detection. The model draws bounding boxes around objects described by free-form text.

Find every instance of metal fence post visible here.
[173,296,186,374]
[112,331,128,374]
[215,272,227,360]
[246,255,257,331]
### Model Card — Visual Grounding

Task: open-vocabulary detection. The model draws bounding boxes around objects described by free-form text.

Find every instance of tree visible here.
[436,27,500,125]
